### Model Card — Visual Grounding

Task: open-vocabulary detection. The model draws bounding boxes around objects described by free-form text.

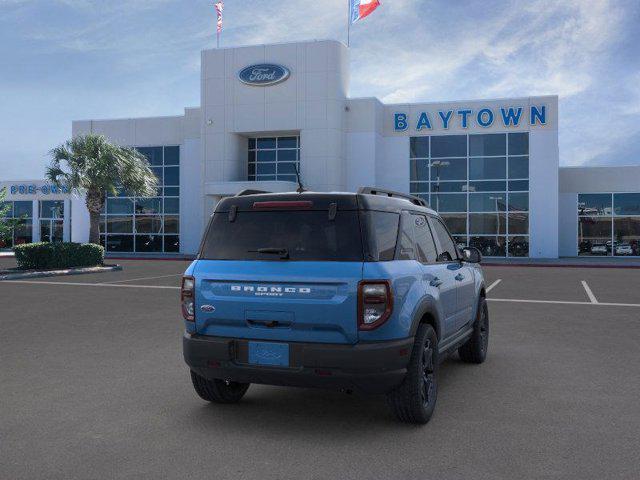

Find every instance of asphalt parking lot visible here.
[1,259,640,480]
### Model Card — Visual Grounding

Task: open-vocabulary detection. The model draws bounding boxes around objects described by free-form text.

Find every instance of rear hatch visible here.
[193,195,364,344]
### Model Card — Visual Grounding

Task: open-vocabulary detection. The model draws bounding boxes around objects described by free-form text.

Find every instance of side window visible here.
[412,214,438,263]
[396,212,416,260]
[430,217,458,262]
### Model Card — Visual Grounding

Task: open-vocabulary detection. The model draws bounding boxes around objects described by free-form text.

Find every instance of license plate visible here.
[248,341,289,367]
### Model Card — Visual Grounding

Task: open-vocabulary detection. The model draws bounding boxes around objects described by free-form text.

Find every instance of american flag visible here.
[214,1,223,33]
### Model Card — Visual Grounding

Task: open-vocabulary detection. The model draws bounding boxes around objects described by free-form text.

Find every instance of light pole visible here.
[430,160,450,212]
[489,195,504,255]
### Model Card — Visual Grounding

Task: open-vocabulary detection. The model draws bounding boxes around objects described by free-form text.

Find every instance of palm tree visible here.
[46,134,158,244]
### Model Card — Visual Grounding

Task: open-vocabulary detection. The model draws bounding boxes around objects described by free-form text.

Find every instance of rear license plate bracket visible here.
[248,341,290,367]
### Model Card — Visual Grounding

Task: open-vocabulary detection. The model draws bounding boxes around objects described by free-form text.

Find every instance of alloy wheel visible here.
[421,339,435,406]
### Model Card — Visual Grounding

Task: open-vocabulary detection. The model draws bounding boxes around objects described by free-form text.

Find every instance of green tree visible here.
[0,187,13,245]
[0,188,24,248]
[46,134,158,244]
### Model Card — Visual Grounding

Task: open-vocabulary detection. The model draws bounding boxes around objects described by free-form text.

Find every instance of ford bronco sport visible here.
[182,188,488,424]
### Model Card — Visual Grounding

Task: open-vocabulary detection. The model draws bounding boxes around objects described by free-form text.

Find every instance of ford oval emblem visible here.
[238,64,290,87]
[200,304,215,312]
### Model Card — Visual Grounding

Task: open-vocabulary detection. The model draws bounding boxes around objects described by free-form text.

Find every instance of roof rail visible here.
[235,189,271,197]
[357,187,428,208]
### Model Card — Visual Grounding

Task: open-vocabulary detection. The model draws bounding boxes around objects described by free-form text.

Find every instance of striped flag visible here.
[214,1,223,33]
[350,0,380,24]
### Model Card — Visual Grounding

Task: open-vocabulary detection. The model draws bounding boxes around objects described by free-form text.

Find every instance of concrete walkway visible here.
[484,257,640,267]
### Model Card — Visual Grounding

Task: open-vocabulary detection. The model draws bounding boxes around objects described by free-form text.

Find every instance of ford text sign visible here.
[238,64,290,86]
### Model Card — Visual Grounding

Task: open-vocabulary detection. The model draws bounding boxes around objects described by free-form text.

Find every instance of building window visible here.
[39,200,64,243]
[100,145,180,253]
[0,201,33,249]
[247,136,300,182]
[578,192,640,256]
[409,133,529,257]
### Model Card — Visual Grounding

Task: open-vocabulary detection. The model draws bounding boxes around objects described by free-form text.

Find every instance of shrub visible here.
[13,242,105,270]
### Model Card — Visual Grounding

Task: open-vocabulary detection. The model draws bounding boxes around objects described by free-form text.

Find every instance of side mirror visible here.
[462,247,482,264]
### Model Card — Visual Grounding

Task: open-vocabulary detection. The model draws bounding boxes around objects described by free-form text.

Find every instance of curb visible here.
[105,256,195,261]
[104,254,196,262]
[483,262,640,269]
[0,265,123,281]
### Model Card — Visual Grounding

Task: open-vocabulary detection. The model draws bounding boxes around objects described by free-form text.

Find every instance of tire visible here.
[458,297,489,364]
[386,324,438,424]
[190,370,250,404]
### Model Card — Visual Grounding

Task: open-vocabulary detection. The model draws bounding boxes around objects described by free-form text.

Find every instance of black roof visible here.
[215,191,436,215]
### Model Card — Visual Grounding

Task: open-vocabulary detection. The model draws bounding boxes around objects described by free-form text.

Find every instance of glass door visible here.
[40,219,64,242]
[39,201,65,243]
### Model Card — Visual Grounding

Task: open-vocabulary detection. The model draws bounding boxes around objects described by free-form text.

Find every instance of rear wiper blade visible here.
[248,247,290,259]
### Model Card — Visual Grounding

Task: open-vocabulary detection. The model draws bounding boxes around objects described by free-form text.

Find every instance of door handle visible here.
[455,273,465,281]
[429,277,443,287]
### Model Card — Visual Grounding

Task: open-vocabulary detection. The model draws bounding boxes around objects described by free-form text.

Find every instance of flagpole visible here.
[347,0,351,47]
[214,1,222,49]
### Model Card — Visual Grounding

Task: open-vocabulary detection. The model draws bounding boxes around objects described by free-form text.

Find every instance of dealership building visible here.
[2,39,639,258]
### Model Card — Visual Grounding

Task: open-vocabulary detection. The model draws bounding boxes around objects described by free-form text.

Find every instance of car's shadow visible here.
[179,355,472,434]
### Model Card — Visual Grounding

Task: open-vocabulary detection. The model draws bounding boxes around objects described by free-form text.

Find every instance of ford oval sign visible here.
[238,64,290,87]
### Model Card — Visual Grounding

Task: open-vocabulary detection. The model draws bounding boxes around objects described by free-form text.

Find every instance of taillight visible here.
[358,280,393,330]
[181,276,195,321]
[252,201,313,210]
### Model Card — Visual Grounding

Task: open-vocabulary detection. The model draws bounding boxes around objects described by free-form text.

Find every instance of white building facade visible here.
[0,180,87,249]
[3,40,639,258]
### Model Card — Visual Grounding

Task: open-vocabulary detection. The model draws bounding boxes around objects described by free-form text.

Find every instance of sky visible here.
[1,0,639,179]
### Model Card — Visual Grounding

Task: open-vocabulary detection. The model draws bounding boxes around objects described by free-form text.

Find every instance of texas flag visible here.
[350,0,381,23]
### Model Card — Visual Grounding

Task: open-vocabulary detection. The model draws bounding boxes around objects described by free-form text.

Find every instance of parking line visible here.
[486,279,502,293]
[488,298,640,308]
[1,280,180,290]
[4,279,639,308]
[101,274,182,284]
[581,280,599,304]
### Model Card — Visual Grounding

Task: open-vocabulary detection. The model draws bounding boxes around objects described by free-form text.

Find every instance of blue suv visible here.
[182,188,488,424]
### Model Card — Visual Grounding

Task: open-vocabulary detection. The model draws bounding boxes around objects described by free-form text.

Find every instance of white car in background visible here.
[590,244,608,255]
[615,244,633,256]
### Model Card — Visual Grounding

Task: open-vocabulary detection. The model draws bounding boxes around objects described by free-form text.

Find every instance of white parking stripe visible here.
[486,279,502,293]
[3,279,639,307]
[1,280,180,290]
[488,298,640,308]
[101,274,181,284]
[581,280,599,304]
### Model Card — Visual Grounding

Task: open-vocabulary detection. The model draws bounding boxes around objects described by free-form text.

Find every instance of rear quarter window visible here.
[396,212,417,260]
[361,211,400,261]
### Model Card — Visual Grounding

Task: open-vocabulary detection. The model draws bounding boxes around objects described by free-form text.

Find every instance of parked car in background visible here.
[615,243,633,256]
[590,244,608,255]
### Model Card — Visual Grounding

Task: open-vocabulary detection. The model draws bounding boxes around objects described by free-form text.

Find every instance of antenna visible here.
[295,164,306,193]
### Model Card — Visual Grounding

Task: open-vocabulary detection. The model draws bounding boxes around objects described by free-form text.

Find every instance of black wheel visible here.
[458,297,489,364]
[386,324,438,424]
[190,370,250,404]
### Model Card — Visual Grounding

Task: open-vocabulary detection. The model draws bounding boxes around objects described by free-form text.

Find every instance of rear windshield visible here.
[200,210,364,261]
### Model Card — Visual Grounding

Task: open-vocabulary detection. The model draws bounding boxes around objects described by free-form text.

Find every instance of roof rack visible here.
[235,189,271,197]
[357,187,428,208]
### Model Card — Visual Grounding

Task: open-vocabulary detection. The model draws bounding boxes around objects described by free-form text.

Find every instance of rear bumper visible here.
[183,333,413,394]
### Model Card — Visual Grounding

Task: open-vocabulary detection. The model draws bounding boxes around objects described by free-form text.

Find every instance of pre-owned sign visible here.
[10,184,69,195]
